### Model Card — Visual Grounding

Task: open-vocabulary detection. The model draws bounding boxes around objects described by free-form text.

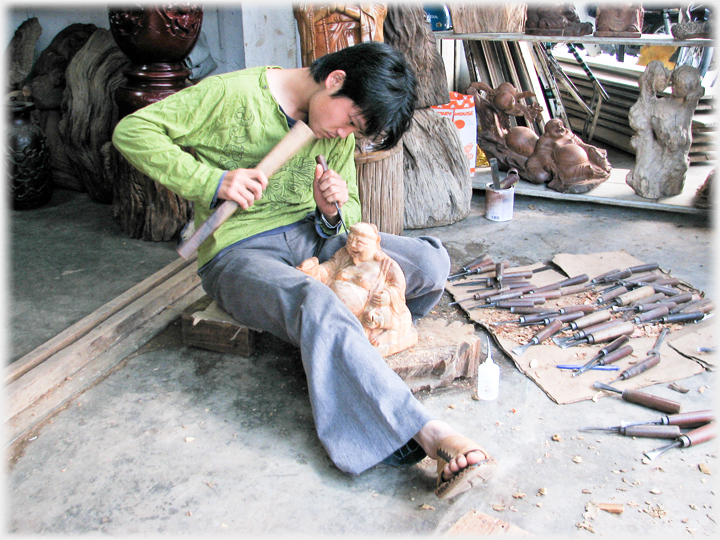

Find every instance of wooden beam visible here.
[6,253,198,384]
[5,262,201,421]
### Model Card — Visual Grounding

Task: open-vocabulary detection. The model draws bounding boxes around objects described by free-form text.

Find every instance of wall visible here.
[5,2,299,78]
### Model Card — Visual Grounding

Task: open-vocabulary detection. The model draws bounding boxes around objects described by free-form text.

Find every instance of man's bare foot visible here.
[413,420,489,480]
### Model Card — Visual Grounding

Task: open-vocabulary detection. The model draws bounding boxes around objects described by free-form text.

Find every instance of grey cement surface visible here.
[5,186,718,537]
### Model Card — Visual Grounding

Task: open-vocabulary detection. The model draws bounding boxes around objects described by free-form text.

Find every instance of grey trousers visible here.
[198,215,450,474]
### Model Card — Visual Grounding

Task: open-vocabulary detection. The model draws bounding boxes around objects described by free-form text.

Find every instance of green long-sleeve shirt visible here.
[112,66,361,267]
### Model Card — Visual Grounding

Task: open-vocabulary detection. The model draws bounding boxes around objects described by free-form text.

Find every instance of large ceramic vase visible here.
[7,101,53,210]
[108,4,203,118]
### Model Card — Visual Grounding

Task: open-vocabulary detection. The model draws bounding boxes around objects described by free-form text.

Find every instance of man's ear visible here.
[325,70,346,90]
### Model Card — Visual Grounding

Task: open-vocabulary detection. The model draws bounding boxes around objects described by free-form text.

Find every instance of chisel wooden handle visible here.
[176,120,316,259]
[597,344,633,365]
[622,425,681,438]
[568,310,612,330]
[533,274,588,293]
[586,321,635,344]
[679,421,717,447]
[622,389,683,414]
[615,285,657,306]
[633,305,670,323]
[664,410,715,427]
[597,286,628,304]
[533,319,563,343]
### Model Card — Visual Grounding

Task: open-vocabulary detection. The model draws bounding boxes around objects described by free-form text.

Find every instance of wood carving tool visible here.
[644,422,717,460]
[572,336,633,377]
[579,424,681,438]
[617,410,714,430]
[489,157,502,189]
[177,120,316,259]
[608,327,668,383]
[592,381,683,414]
[511,319,563,356]
[315,154,348,234]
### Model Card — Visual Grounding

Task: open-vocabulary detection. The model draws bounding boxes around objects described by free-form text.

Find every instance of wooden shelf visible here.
[435,31,714,48]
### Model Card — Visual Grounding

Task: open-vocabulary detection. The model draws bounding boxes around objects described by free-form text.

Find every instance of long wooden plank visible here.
[5,253,197,384]
[5,263,201,420]
[6,285,206,451]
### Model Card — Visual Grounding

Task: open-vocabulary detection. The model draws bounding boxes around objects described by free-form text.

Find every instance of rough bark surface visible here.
[383,3,449,108]
[104,143,194,242]
[5,17,42,88]
[402,109,471,229]
[60,28,129,203]
[448,3,527,33]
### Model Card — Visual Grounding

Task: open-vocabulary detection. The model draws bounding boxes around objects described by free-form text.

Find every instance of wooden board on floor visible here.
[444,509,533,536]
[181,295,257,356]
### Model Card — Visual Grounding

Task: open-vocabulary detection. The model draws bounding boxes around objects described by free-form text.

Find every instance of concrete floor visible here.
[5,181,717,537]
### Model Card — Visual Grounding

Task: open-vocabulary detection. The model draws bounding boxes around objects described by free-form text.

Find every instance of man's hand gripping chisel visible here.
[176,120,316,259]
[315,154,348,234]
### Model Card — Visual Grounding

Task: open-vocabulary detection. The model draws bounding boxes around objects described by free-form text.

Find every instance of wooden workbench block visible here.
[181,295,257,356]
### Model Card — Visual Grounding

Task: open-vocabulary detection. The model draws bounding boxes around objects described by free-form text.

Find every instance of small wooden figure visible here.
[525,2,594,36]
[594,4,644,38]
[525,119,612,193]
[626,61,705,198]
[297,222,418,357]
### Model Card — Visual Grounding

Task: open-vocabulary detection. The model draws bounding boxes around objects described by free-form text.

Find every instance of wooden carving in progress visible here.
[297,222,418,357]
[525,119,612,193]
[626,61,705,198]
[293,3,387,67]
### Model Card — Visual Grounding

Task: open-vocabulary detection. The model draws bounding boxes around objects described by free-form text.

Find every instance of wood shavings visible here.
[512,492,526,499]
[573,456,583,463]
[417,503,435,510]
[597,503,624,514]
[698,463,712,475]
[492,504,505,512]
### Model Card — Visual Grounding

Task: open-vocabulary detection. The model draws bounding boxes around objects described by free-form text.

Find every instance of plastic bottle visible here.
[477,356,500,401]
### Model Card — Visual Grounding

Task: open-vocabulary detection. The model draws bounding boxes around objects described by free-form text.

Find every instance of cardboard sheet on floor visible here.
[447,251,708,404]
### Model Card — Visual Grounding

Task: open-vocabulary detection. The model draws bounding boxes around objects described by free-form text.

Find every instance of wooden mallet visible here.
[176,120,316,259]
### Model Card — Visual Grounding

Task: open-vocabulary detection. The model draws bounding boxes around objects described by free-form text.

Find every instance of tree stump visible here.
[59,28,129,203]
[402,108,472,229]
[355,142,405,235]
[104,142,193,242]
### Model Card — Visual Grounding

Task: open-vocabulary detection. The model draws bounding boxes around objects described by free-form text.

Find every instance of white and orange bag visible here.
[431,91,477,176]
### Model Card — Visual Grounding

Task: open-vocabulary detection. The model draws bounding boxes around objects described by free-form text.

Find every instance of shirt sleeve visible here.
[111,78,229,209]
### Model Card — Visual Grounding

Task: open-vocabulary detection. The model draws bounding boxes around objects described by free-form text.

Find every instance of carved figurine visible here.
[626,61,705,198]
[525,2,594,36]
[594,4,643,37]
[466,81,543,174]
[293,3,387,67]
[297,222,418,357]
[525,119,612,193]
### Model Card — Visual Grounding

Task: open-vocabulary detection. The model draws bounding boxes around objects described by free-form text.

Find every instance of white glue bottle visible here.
[477,336,499,400]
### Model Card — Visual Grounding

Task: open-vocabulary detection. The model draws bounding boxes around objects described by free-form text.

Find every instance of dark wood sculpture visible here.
[5,17,42,90]
[466,81,544,174]
[525,2,594,36]
[108,4,202,241]
[298,222,418,357]
[594,4,643,38]
[383,3,448,108]
[626,61,705,199]
[384,4,471,228]
[293,3,387,67]
[26,23,98,191]
[525,119,612,193]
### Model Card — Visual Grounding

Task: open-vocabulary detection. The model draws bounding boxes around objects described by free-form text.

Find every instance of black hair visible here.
[309,41,417,151]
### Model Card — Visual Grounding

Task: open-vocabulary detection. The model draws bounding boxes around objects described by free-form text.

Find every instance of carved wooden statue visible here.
[626,61,705,198]
[525,2,594,36]
[293,3,387,67]
[297,222,418,357]
[525,119,612,193]
[594,4,643,37]
[466,81,543,174]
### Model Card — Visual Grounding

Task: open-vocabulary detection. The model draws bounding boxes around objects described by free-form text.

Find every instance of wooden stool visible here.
[181,295,258,356]
[354,142,404,235]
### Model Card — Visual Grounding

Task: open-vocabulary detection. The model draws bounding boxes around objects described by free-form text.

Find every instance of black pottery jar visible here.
[7,101,53,210]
